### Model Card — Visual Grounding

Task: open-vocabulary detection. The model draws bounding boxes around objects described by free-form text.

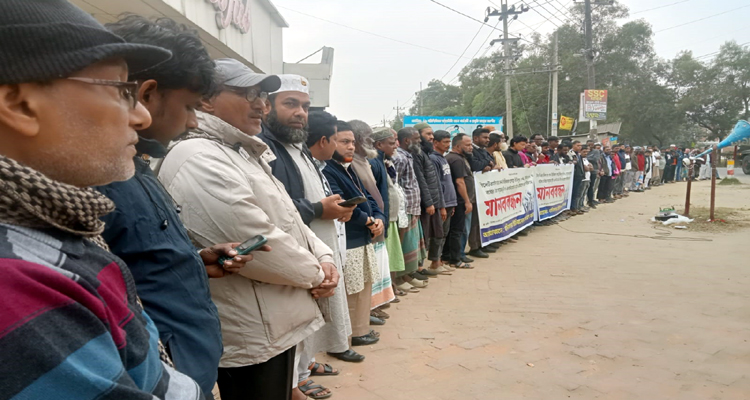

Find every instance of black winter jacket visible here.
[503,148,524,168]
[413,142,444,209]
[257,125,322,226]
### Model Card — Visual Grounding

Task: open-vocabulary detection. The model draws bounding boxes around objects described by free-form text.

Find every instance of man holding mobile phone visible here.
[323,121,387,348]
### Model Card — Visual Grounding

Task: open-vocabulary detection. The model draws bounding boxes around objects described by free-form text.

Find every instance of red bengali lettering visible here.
[485,192,523,217]
[536,185,565,200]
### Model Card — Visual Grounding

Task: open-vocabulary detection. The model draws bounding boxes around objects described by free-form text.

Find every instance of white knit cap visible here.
[271,74,310,95]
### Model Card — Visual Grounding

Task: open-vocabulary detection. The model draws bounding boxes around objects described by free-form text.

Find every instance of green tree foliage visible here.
[409,0,750,145]
[409,80,463,116]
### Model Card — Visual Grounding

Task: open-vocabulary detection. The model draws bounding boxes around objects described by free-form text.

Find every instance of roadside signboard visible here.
[583,90,608,121]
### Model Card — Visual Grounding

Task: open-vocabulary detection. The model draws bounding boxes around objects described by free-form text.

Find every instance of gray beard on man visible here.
[267,109,308,144]
[360,147,378,159]
[408,142,421,154]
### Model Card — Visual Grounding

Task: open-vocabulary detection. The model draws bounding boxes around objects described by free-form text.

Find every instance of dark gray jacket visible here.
[413,142,444,209]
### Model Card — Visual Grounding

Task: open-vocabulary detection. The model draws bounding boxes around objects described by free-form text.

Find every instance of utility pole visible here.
[584,0,598,140]
[393,101,404,127]
[419,82,424,115]
[502,0,513,138]
[486,1,527,138]
[551,31,559,138]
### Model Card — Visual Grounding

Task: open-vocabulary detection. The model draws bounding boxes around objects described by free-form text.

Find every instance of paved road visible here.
[317,182,750,400]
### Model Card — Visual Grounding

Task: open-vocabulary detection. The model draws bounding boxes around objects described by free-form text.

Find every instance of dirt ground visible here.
[310,179,750,400]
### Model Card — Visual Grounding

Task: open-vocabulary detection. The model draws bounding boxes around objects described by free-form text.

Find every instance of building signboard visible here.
[206,0,251,33]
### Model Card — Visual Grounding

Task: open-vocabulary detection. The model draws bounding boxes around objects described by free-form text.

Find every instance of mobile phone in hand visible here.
[218,235,268,266]
[338,196,366,207]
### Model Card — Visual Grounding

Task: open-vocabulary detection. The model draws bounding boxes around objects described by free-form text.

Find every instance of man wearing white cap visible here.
[259,75,354,225]
[258,75,357,399]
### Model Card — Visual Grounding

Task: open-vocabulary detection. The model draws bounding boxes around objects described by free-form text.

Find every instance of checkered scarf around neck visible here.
[0,155,176,366]
[0,155,113,250]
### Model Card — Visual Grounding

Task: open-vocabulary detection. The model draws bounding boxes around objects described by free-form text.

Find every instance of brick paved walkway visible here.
[313,183,750,400]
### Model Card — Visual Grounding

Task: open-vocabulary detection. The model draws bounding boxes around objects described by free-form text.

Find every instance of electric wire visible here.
[553,0,577,19]
[531,0,573,26]
[631,0,691,15]
[655,4,750,33]
[447,20,502,84]
[666,27,750,57]
[276,5,469,59]
[427,0,504,31]
[694,41,750,60]
[527,1,561,28]
[441,23,487,81]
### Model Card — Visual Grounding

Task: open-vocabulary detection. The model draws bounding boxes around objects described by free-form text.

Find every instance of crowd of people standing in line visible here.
[0,3,719,400]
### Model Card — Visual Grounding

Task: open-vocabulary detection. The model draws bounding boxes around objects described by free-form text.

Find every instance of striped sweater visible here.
[0,223,203,400]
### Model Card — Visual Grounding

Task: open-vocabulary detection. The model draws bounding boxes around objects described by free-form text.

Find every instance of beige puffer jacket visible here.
[158,112,331,367]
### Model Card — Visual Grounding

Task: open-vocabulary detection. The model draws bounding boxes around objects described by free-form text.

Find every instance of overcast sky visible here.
[274,0,750,125]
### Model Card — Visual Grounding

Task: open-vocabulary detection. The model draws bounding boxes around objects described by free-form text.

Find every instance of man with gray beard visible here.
[258,74,353,225]
[349,121,396,322]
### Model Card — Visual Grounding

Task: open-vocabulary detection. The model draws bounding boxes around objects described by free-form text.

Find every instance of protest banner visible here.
[474,168,536,246]
[403,116,502,140]
[533,164,574,221]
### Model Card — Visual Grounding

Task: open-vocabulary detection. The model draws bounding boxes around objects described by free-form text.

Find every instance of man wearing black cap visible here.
[94,16,259,398]
[158,59,340,400]
[0,0,203,399]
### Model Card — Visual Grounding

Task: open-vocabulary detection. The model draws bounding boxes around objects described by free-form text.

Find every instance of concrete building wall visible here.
[71,0,286,73]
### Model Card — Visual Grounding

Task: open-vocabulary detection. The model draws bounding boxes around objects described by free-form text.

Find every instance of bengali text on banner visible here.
[474,168,536,246]
[533,164,574,221]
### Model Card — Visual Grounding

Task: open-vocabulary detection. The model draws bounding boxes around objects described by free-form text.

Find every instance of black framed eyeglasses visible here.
[226,86,269,103]
[66,77,139,109]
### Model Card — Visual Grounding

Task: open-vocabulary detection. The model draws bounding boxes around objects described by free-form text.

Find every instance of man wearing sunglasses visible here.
[0,0,205,398]
[93,16,262,398]
[158,59,340,400]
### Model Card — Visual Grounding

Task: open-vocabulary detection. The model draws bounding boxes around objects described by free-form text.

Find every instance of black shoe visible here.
[418,268,439,276]
[352,333,380,346]
[482,246,497,253]
[410,271,430,281]
[488,242,501,249]
[369,315,385,325]
[468,249,489,258]
[327,349,365,363]
[461,256,475,263]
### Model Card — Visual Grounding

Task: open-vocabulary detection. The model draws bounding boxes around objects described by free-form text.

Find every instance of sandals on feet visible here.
[308,362,339,376]
[450,261,474,269]
[298,379,332,399]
